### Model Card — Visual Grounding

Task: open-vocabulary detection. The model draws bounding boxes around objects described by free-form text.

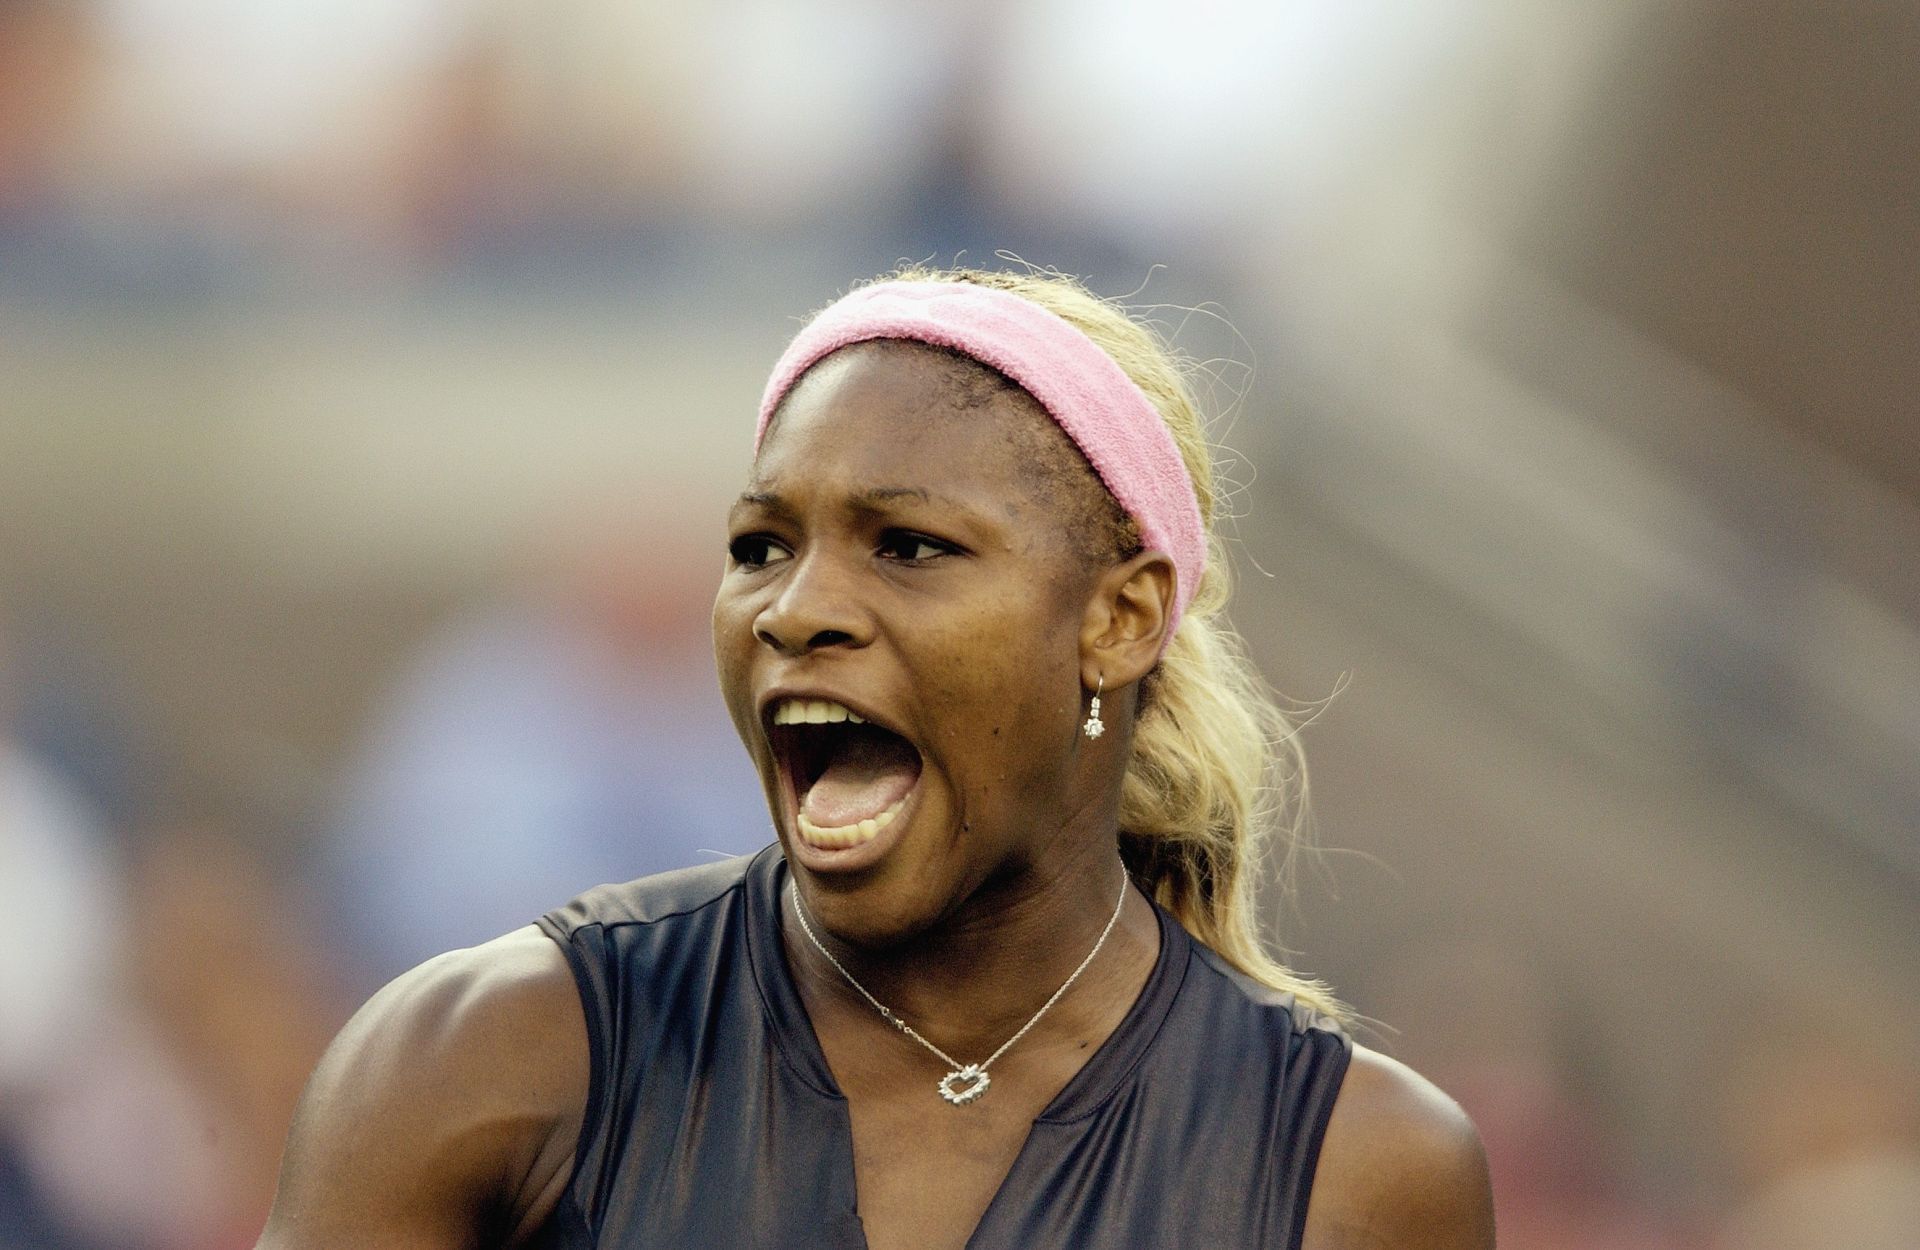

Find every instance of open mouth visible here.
[768,699,923,851]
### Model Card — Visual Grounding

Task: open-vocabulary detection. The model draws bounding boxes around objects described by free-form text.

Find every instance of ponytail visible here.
[1116,545,1344,1021]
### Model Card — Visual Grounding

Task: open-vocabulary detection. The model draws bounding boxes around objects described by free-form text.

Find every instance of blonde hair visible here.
[883,263,1346,1022]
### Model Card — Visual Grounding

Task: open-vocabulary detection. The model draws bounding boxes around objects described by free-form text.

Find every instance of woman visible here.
[258,268,1494,1248]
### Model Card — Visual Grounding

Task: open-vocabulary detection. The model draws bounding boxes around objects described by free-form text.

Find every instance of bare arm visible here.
[256,926,589,1250]
[1303,1045,1497,1250]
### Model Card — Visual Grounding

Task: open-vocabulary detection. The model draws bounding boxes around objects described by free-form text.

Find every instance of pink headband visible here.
[756,280,1207,640]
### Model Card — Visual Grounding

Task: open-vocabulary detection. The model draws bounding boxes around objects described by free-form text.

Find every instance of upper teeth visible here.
[772,699,866,726]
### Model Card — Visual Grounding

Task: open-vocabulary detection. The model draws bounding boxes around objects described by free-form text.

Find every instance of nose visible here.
[753,550,872,657]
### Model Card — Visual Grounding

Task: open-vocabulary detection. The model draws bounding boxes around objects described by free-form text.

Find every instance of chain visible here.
[788,870,1130,1088]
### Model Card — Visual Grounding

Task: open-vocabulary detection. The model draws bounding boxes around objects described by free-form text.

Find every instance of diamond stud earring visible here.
[1083,674,1105,739]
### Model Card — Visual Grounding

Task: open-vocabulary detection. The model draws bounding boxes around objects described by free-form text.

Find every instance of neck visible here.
[784,840,1156,1063]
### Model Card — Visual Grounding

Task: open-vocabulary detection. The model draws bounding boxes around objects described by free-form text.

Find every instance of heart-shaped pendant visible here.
[938,1065,990,1106]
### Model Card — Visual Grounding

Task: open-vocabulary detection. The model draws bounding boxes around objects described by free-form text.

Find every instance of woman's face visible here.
[714,342,1107,945]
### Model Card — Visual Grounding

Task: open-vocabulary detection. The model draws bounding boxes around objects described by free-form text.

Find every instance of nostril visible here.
[755,625,854,655]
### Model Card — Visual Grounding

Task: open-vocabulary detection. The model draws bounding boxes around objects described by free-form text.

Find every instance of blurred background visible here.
[2,0,1917,1245]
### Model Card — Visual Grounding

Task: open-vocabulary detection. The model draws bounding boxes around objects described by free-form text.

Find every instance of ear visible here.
[1078,551,1176,690]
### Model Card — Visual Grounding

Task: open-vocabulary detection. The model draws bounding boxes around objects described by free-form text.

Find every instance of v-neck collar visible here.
[741,844,1190,1123]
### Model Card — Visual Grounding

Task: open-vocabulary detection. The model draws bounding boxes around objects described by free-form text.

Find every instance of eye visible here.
[877,530,958,564]
[728,534,793,569]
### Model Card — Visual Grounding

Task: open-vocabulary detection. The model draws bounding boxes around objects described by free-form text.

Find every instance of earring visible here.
[1082,675,1105,739]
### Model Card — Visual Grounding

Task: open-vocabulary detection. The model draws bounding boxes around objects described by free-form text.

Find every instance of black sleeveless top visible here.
[529,847,1351,1249]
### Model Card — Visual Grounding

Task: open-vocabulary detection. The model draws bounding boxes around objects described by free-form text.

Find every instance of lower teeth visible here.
[797,800,902,849]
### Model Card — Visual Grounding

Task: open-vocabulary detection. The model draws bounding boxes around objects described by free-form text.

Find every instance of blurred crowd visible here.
[4,0,1919,1247]
[0,525,763,1245]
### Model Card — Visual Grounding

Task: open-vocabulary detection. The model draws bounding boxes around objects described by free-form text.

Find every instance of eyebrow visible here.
[732,485,982,520]
[855,486,932,506]
[735,490,785,511]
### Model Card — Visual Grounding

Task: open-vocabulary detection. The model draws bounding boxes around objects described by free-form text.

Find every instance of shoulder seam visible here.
[1189,941,1346,1037]
[593,873,747,931]
[548,863,754,936]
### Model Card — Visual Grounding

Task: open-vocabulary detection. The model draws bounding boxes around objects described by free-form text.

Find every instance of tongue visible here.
[800,732,921,829]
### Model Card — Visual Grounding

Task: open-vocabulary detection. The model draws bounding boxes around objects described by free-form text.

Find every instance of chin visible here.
[787,832,966,952]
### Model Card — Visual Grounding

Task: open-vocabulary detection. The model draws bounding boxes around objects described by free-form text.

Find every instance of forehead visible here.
[750,341,1067,499]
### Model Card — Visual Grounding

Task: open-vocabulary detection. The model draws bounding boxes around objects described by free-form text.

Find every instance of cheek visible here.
[711,592,758,726]
[913,597,1080,780]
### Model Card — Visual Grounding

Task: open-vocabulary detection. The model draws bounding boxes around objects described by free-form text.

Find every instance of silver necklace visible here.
[787,872,1130,1107]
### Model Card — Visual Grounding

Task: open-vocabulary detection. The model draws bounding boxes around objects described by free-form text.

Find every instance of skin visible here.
[256,341,1493,1250]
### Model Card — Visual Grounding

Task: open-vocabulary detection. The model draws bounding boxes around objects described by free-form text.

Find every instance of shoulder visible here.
[1183,944,1353,1068]
[542,852,759,936]
[258,926,588,1249]
[1303,1044,1495,1250]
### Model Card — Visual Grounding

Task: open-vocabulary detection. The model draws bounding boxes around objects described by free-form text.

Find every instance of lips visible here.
[765,697,924,852]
